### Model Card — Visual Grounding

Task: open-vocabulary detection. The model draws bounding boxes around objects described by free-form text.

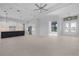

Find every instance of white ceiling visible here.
[0,3,58,23]
[47,3,79,17]
[0,3,79,23]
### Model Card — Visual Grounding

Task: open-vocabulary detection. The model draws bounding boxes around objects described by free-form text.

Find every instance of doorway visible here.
[28,26,32,35]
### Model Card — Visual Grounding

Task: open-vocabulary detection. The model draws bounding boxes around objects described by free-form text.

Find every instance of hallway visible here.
[0,36,79,56]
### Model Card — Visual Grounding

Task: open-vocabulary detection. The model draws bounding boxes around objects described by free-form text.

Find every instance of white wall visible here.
[34,14,79,37]
[35,14,61,36]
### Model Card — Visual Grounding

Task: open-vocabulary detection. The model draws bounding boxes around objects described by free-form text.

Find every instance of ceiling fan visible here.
[34,3,48,13]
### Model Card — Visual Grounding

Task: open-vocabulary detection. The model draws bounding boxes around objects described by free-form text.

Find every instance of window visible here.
[51,22,57,32]
[48,21,58,36]
[64,22,69,32]
[64,21,77,33]
[70,22,76,32]
[64,16,78,21]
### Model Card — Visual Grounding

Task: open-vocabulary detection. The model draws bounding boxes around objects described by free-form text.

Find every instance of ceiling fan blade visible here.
[35,4,40,8]
[41,4,47,8]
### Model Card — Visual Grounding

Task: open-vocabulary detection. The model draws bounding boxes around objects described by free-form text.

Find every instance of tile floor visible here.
[0,35,79,56]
